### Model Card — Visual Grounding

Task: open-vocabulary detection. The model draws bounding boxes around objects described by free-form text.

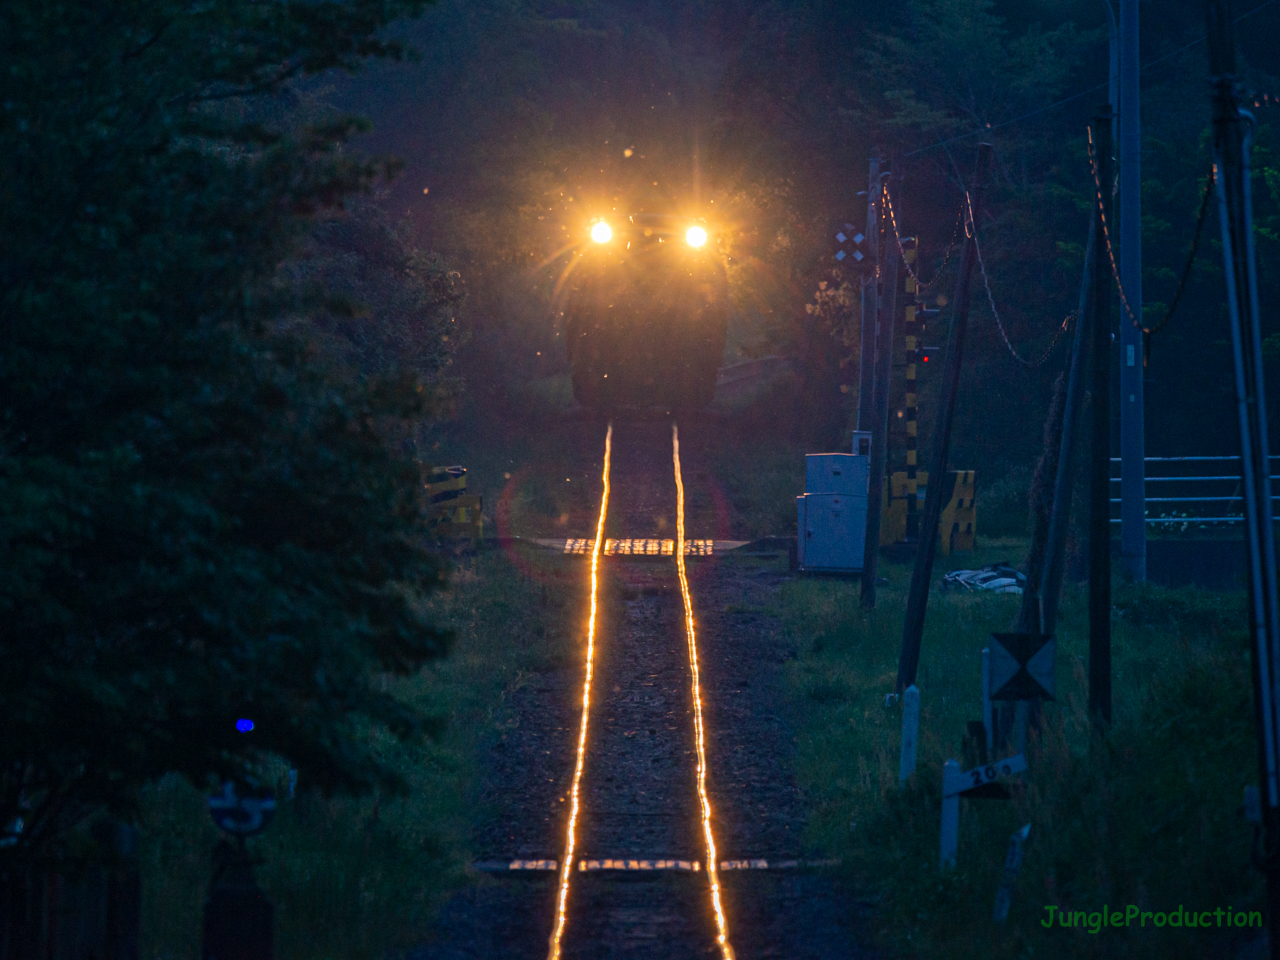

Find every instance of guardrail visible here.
[1109,455,1279,525]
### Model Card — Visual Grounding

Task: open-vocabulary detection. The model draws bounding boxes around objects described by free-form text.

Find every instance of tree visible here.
[293,198,467,427]
[0,0,449,865]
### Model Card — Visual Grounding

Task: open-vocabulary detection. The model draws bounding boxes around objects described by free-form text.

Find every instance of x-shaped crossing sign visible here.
[833,223,868,265]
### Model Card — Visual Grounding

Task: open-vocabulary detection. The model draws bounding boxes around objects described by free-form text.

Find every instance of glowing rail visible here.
[547,422,612,960]
[672,423,735,960]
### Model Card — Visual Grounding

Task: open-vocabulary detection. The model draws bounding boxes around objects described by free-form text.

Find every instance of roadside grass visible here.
[702,429,805,539]
[783,540,1262,959]
[137,547,580,960]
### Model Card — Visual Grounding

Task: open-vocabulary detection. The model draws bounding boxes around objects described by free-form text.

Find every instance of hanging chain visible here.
[963,189,1073,368]
[883,183,962,292]
[1087,125,1217,366]
[1140,166,1215,363]
[1086,126,1142,330]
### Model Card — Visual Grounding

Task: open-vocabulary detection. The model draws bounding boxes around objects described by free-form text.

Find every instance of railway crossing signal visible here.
[902,241,921,540]
[204,782,277,960]
[833,222,870,267]
[893,240,942,544]
[207,781,277,835]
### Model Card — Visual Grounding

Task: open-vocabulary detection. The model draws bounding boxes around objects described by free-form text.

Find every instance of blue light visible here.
[236,719,255,733]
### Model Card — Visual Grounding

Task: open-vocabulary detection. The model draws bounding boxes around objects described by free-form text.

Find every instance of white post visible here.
[940,759,961,869]
[899,684,920,784]
[1015,700,1029,755]
[981,647,993,759]
[992,823,1032,923]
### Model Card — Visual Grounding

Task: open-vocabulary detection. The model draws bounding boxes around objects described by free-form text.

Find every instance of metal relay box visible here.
[796,493,867,571]
[795,433,872,573]
[804,453,869,496]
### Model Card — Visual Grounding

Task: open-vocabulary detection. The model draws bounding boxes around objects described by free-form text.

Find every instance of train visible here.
[562,212,728,412]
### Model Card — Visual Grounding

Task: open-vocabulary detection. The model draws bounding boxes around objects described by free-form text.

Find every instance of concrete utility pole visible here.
[1105,1,1119,139]
[1118,0,1147,580]
[1090,110,1114,728]
[862,165,897,609]
[857,157,881,432]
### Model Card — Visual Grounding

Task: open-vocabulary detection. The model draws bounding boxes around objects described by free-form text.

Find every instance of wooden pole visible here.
[1208,3,1280,954]
[1089,111,1113,727]
[895,143,992,689]
[1038,217,1096,634]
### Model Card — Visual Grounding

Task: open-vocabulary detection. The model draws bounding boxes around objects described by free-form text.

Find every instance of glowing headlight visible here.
[686,226,708,248]
[591,221,613,244]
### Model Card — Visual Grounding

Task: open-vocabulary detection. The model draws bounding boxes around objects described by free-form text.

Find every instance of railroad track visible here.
[546,422,734,960]
[420,419,864,960]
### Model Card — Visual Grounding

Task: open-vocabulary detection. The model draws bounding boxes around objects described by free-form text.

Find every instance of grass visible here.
[782,538,1264,959]
[137,547,581,960]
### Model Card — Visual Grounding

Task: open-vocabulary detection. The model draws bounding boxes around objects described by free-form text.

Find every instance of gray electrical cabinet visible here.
[797,494,867,571]
[804,453,868,496]
[796,439,872,573]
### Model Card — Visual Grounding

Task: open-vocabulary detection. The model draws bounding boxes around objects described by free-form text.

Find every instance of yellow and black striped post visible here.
[424,465,483,540]
[902,239,921,542]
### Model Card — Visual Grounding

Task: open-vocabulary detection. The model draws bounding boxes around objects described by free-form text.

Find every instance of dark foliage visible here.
[0,0,448,864]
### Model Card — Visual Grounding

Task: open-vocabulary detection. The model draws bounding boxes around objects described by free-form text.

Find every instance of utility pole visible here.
[895,143,992,690]
[857,157,881,433]
[1118,0,1146,580]
[1038,217,1096,635]
[862,166,897,609]
[1208,3,1280,954]
[1105,1,1119,140]
[1089,110,1114,727]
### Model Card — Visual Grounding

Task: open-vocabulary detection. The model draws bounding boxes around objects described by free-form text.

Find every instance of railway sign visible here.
[833,222,868,265]
[208,781,276,836]
[941,754,1027,868]
[989,631,1055,701]
[943,753,1027,799]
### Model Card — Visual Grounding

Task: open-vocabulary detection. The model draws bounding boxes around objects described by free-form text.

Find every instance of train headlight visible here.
[591,221,613,244]
[685,226,708,248]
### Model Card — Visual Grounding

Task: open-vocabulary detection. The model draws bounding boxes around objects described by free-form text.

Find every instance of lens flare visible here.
[686,225,708,248]
[672,423,735,960]
[591,221,613,244]
[547,423,612,960]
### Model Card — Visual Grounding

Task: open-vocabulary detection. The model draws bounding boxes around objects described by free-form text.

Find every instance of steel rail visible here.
[672,423,735,960]
[547,423,613,960]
